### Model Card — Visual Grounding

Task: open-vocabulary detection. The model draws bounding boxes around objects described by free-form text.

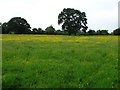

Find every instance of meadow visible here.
[2,35,118,88]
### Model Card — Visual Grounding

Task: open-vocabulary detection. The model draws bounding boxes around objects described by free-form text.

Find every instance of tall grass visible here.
[2,35,118,88]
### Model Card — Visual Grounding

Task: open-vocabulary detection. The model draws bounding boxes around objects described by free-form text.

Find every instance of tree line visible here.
[0,8,120,35]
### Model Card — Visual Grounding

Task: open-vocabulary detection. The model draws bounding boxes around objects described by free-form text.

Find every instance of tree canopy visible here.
[96,30,109,35]
[1,9,119,36]
[58,8,88,35]
[88,29,96,35]
[113,28,120,35]
[6,17,31,34]
[2,22,8,34]
[45,25,55,34]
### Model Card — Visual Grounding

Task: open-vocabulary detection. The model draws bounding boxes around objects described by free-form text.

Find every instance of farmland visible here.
[2,35,118,88]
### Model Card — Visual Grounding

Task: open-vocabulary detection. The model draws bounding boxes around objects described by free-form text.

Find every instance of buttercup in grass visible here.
[2,35,118,88]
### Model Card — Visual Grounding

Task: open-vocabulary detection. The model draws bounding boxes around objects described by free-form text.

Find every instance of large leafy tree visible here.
[2,22,8,34]
[58,8,88,35]
[7,17,31,34]
[113,28,120,35]
[45,25,55,34]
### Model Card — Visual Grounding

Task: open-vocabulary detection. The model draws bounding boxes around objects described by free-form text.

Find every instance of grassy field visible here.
[2,35,118,88]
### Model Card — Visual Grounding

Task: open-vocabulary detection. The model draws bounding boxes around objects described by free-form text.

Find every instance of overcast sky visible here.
[0,0,119,32]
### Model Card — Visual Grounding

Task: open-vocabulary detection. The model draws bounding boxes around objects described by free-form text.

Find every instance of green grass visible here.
[2,35,118,88]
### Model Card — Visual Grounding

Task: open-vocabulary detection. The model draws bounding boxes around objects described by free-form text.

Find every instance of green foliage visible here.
[4,17,31,34]
[2,22,8,34]
[32,28,44,34]
[2,35,118,88]
[58,8,88,35]
[55,30,68,35]
[45,25,55,34]
[113,28,120,35]
[32,28,38,34]
[0,16,117,35]
[96,30,109,35]
[88,29,96,35]
[37,28,44,34]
